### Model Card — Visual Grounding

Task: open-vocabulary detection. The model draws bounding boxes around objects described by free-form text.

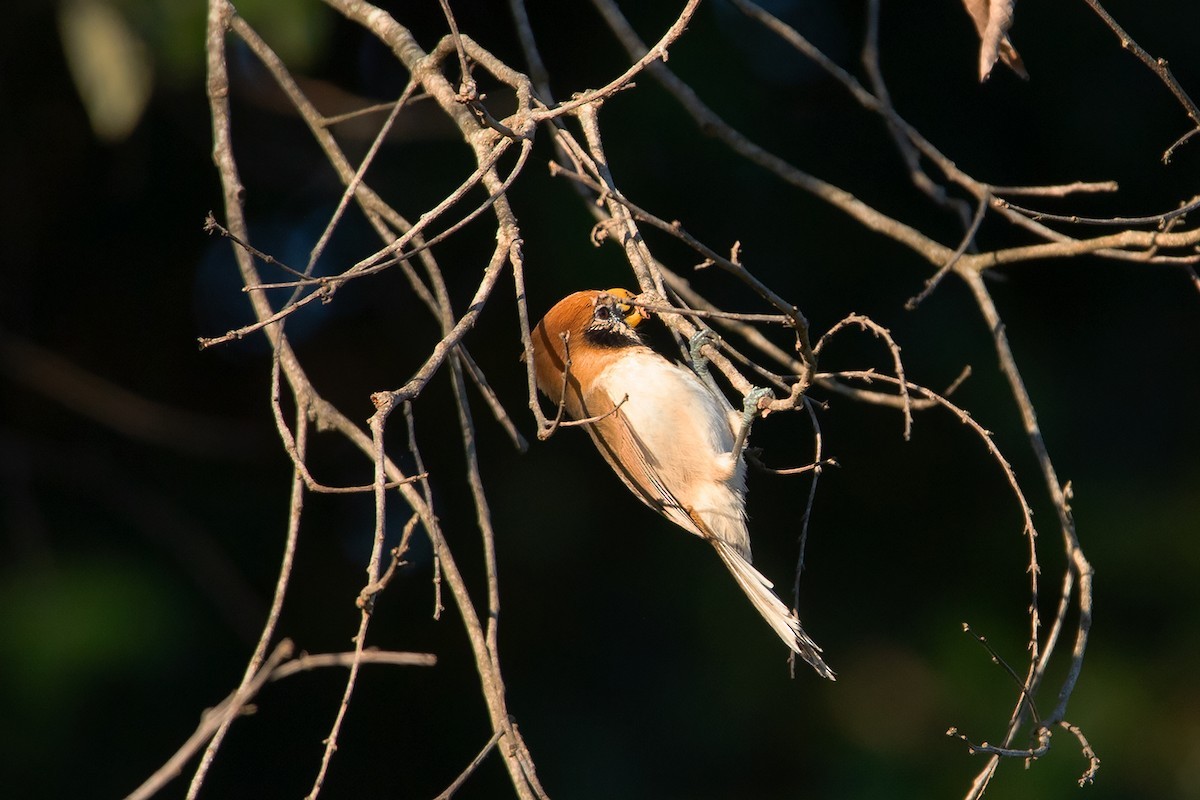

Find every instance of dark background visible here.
[2,1,1198,798]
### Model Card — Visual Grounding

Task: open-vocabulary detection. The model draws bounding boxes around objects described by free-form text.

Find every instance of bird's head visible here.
[530,288,645,398]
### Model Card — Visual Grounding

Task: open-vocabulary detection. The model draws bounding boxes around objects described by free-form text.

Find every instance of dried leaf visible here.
[960,0,1028,82]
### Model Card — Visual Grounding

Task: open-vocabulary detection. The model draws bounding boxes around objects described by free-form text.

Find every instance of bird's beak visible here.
[604,287,644,328]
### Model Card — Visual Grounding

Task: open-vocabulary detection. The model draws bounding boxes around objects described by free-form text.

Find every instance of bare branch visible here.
[181,0,1194,795]
[907,193,990,310]
[185,404,309,798]
[814,315,913,440]
[1082,0,1200,158]
[530,0,701,122]
[269,648,438,680]
[126,640,296,800]
[996,193,1200,227]
[434,730,504,800]
[127,641,437,800]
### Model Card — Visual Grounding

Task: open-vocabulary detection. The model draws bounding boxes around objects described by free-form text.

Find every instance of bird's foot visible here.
[732,386,773,458]
[688,328,719,379]
[742,386,773,416]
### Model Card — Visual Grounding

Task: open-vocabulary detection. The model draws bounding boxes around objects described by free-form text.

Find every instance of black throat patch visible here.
[583,325,641,350]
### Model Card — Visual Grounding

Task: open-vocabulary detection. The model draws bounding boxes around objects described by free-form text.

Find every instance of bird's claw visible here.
[742,386,773,417]
[733,386,774,458]
[688,328,720,376]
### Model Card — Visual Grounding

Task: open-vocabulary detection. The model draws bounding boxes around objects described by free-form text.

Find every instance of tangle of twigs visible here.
[129,0,1200,797]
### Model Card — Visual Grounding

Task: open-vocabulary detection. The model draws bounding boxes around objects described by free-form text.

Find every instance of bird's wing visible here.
[581,396,707,540]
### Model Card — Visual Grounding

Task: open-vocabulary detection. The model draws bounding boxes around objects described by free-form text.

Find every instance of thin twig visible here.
[995,193,1200,227]
[862,0,972,227]
[987,181,1119,197]
[124,640,296,800]
[300,82,418,291]
[207,5,547,797]
[434,730,504,800]
[947,724,1051,760]
[530,0,701,122]
[1081,0,1200,159]
[961,623,1040,722]
[626,298,792,325]
[436,0,474,100]
[269,648,438,681]
[1164,126,1200,163]
[185,404,309,798]
[126,641,437,800]
[907,193,990,310]
[791,399,825,599]
[458,348,529,452]
[303,409,392,799]
[659,266,809,376]
[548,160,814,345]
[448,356,503,658]
[1062,721,1102,785]
[825,369,1039,580]
[386,236,514,404]
[560,395,630,427]
[1186,265,1200,294]
[958,269,1092,799]
[814,314,913,440]
[746,450,838,476]
[229,10,528,460]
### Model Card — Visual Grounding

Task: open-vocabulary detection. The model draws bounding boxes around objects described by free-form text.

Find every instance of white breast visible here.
[594,349,751,556]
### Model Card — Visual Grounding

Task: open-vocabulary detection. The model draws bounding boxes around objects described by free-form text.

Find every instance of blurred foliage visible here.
[114,0,331,81]
[0,558,182,711]
[58,0,332,140]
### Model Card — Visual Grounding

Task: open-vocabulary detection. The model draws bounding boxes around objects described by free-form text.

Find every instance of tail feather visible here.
[712,539,836,680]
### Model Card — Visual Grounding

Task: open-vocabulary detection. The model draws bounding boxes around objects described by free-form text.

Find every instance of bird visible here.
[530,288,834,679]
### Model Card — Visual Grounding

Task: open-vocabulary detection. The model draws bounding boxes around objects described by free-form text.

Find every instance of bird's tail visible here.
[712,539,836,680]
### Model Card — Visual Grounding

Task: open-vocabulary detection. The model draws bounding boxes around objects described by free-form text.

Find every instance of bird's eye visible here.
[595,305,613,322]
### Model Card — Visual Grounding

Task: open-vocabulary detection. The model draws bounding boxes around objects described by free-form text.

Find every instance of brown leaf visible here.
[960,0,1028,81]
